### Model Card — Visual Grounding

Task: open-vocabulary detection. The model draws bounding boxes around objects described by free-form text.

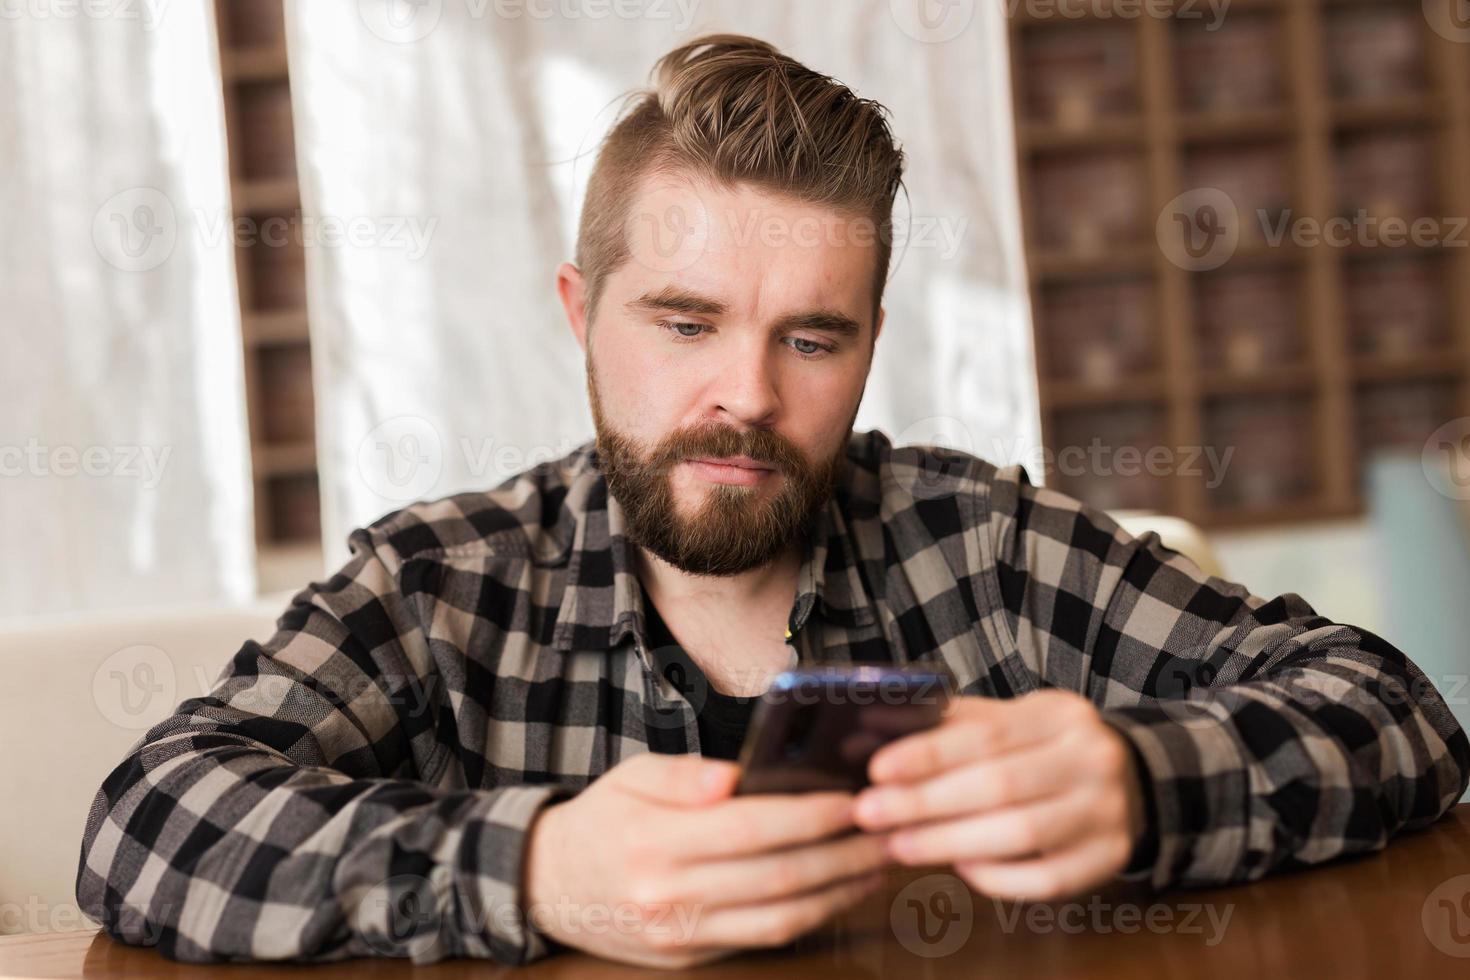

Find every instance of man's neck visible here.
[634,538,803,613]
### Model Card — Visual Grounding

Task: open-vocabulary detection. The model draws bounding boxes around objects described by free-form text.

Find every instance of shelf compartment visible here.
[1324,1,1430,103]
[1355,379,1461,456]
[1018,23,1139,129]
[1030,150,1151,254]
[235,78,297,182]
[1037,275,1158,384]
[1333,128,1439,223]
[1173,9,1287,114]
[256,344,316,446]
[1344,253,1451,357]
[1181,141,1296,251]
[1047,404,1171,513]
[1202,393,1320,513]
[265,473,321,544]
[1191,265,1305,374]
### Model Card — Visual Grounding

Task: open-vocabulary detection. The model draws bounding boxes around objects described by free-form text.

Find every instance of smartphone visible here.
[733,663,956,795]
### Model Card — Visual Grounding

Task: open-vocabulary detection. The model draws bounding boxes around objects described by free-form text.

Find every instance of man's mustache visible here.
[647,425,806,473]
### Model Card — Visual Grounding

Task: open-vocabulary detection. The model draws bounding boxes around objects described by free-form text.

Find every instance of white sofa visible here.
[0,595,288,935]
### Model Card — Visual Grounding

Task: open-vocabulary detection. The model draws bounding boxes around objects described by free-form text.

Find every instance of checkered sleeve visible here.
[987,463,1470,890]
[75,527,575,965]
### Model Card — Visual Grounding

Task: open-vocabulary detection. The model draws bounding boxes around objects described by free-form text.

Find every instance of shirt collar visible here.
[550,441,877,657]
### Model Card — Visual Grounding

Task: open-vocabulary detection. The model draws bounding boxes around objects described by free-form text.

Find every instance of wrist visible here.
[522,801,568,943]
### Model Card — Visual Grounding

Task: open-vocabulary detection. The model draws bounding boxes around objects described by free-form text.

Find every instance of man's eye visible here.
[659,320,707,339]
[786,337,830,357]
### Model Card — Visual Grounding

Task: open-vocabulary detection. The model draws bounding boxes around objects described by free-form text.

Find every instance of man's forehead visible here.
[619,175,879,321]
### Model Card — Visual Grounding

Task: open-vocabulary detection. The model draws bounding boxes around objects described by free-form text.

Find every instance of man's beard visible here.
[588,368,846,577]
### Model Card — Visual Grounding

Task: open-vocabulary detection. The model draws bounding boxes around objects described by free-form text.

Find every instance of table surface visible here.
[6,804,1470,979]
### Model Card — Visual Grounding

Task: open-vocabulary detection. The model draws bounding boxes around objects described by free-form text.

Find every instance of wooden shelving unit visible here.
[213,0,322,576]
[1009,0,1470,526]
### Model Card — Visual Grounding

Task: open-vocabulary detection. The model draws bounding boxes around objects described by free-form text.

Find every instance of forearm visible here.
[1101,642,1470,889]
[76,722,572,964]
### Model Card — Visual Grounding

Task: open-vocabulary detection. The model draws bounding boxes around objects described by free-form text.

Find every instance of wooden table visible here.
[6,805,1470,978]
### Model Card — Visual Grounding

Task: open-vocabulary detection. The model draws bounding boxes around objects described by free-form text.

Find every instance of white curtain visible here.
[0,4,255,618]
[287,0,1041,565]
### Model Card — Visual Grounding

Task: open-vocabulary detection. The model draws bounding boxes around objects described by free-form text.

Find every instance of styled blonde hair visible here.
[575,34,906,327]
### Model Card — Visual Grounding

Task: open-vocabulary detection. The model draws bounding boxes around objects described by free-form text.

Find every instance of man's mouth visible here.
[684,455,778,486]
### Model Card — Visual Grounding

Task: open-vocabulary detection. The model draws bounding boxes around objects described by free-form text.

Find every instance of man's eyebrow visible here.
[773,311,862,338]
[625,288,863,339]
[625,288,728,317]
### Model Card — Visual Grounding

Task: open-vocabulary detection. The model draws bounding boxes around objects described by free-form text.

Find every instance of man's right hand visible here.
[522,752,892,968]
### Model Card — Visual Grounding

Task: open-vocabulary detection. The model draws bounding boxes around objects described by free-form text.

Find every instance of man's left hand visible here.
[851,689,1147,901]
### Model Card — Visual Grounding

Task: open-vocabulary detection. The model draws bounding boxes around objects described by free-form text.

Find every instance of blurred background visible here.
[4,0,1470,935]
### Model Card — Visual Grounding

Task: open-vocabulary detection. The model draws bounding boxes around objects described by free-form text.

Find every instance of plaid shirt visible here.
[76,430,1470,965]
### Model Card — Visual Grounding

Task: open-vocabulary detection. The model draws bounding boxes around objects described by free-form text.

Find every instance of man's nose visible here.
[709,342,781,427]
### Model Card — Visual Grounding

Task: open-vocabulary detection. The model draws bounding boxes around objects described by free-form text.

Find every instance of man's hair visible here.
[575,33,906,328]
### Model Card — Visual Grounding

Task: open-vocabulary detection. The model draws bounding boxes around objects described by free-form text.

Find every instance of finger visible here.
[664,792,857,860]
[868,691,1085,783]
[687,871,885,949]
[616,753,740,806]
[887,788,1099,865]
[854,737,1079,830]
[956,832,1131,902]
[664,831,893,909]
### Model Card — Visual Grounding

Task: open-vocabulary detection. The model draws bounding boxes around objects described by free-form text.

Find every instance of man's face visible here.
[575,175,883,576]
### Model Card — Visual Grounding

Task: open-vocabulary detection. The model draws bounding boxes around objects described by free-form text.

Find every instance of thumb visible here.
[614,753,739,806]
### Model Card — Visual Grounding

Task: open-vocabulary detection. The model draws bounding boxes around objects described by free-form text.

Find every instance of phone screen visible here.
[733,663,955,795]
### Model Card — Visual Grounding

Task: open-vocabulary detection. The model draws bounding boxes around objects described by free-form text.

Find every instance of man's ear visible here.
[556,261,589,353]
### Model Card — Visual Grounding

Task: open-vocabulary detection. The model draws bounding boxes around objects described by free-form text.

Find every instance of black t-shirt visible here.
[640,585,761,761]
